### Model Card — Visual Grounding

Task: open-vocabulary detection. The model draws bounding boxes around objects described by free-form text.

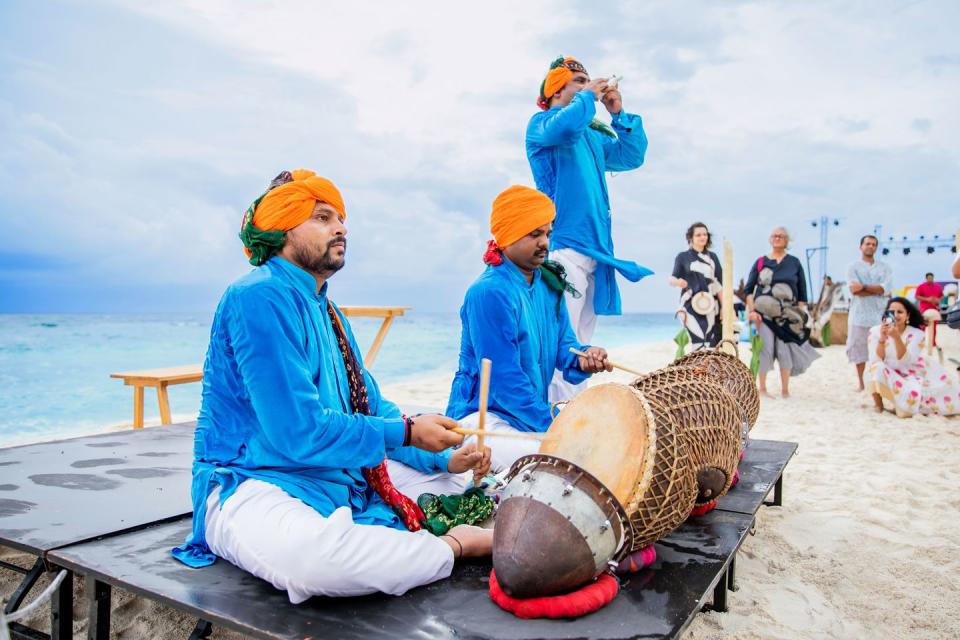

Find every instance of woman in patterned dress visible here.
[670,222,723,348]
[867,297,960,417]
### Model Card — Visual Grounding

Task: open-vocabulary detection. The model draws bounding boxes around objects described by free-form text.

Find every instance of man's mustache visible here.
[328,237,347,250]
[534,249,548,257]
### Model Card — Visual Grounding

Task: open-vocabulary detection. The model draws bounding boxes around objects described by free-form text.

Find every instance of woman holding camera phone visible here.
[866,296,960,417]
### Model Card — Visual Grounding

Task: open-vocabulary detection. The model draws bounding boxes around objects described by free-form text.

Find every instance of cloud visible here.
[1,0,958,314]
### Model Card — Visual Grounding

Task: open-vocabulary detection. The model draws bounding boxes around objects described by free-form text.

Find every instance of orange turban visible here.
[239,169,346,265]
[489,185,556,248]
[537,56,587,110]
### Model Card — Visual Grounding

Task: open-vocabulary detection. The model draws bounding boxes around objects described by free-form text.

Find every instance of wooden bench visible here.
[110,306,410,429]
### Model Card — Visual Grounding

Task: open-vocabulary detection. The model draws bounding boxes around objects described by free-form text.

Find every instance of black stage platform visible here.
[50,509,753,640]
[0,422,195,639]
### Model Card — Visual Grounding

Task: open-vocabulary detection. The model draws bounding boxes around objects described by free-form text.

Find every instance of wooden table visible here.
[111,306,409,428]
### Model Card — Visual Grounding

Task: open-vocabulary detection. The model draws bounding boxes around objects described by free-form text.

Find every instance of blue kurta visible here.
[173,256,451,568]
[526,89,653,315]
[445,258,591,432]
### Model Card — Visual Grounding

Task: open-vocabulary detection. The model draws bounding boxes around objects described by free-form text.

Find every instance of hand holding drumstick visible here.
[569,347,644,377]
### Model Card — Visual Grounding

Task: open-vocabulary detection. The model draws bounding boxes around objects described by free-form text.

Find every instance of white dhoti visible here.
[458,411,541,474]
[548,248,598,402]
[204,474,458,603]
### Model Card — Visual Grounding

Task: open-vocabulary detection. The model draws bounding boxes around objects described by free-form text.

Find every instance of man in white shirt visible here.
[846,235,892,391]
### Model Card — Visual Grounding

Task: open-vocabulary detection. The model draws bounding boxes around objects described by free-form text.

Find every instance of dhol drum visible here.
[493,384,697,597]
[631,367,742,504]
[674,345,760,430]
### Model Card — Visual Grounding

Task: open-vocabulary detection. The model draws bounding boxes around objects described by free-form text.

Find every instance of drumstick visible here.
[453,427,547,441]
[569,347,645,377]
[475,358,492,487]
[477,358,492,450]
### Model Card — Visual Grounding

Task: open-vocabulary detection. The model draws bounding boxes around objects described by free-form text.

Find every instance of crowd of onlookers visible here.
[842,235,958,417]
[669,224,959,416]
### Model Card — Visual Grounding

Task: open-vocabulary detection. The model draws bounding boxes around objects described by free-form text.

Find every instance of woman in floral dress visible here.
[867,297,960,417]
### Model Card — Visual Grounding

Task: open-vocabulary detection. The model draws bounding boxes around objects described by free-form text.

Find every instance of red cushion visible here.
[488,570,619,619]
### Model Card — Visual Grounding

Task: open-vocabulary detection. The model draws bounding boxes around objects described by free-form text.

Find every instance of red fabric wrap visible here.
[362,463,425,531]
[614,545,657,574]
[488,570,619,619]
[483,239,504,266]
[689,500,717,517]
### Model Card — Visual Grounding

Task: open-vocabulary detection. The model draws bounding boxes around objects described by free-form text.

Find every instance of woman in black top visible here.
[745,226,820,397]
[670,222,723,348]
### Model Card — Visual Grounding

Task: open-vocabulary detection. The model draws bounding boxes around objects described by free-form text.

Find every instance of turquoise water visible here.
[0,312,678,446]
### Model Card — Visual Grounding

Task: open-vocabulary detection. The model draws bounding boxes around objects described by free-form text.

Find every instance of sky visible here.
[0,0,958,314]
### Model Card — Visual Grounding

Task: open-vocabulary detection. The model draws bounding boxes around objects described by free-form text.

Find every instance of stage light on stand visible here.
[903,247,911,255]
[881,247,890,255]
[927,246,935,254]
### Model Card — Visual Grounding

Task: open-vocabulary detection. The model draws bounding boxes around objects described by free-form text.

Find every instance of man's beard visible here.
[291,237,346,274]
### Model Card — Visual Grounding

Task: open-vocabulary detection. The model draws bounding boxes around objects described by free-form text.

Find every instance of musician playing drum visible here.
[446,185,613,473]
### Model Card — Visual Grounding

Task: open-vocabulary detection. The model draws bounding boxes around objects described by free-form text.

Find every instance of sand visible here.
[3,332,959,638]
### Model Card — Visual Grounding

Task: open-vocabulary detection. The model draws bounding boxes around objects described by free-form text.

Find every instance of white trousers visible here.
[548,248,598,402]
[384,459,471,498]
[458,411,541,474]
[204,473,457,603]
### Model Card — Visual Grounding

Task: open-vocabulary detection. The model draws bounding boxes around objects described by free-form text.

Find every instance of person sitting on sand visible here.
[866,296,960,417]
[446,185,612,473]
[172,169,492,602]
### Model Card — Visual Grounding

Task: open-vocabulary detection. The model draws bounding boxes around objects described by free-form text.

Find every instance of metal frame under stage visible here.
[0,422,195,640]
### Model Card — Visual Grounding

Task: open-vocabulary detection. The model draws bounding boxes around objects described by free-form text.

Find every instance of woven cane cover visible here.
[674,348,760,429]
[632,367,742,504]
[542,383,696,551]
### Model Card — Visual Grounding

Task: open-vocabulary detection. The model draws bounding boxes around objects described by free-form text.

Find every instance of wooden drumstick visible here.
[721,239,736,356]
[569,347,645,378]
[453,427,547,441]
[475,358,492,487]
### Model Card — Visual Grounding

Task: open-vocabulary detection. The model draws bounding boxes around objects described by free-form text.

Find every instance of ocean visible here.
[0,312,679,446]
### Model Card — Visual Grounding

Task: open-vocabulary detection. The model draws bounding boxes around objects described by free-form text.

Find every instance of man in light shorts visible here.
[846,235,892,390]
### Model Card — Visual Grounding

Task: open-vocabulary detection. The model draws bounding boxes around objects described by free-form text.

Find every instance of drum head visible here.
[540,383,653,507]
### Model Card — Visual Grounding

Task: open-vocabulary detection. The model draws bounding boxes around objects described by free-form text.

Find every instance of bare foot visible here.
[759,389,776,399]
[873,405,884,414]
[781,391,790,398]
[442,524,493,559]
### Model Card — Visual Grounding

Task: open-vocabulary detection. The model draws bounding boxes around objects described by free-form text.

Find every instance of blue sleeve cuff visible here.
[383,418,406,449]
[434,448,453,473]
[611,111,641,132]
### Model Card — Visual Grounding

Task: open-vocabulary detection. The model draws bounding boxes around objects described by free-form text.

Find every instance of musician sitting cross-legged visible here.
[172,169,492,603]
[446,185,613,473]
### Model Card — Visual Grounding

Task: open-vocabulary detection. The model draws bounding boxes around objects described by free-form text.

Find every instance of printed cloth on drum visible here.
[173,256,452,568]
[526,85,651,316]
[446,257,590,432]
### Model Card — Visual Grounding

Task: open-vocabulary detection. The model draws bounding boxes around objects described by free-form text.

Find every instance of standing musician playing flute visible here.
[527,56,652,401]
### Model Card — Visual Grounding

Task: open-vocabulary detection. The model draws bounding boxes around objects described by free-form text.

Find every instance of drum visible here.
[493,455,631,598]
[493,384,697,597]
[632,367,742,503]
[674,346,760,430]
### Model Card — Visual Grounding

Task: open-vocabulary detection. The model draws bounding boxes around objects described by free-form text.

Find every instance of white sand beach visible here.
[3,332,960,638]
